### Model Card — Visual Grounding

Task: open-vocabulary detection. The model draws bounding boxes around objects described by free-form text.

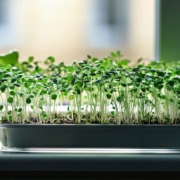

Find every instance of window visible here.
[88,0,130,48]
[0,0,18,47]
[0,0,7,24]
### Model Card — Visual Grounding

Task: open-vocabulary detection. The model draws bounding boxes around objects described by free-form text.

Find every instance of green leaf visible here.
[40,90,47,95]
[111,111,115,116]
[13,83,20,87]
[4,73,12,77]
[0,51,19,66]
[28,56,34,63]
[10,91,16,96]
[24,83,30,88]
[9,85,15,90]
[19,92,24,97]
[7,97,14,104]
[47,56,55,63]
[29,94,34,98]
[0,105,3,111]
[42,112,47,118]
[0,85,7,92]
[68,66,74,73]
[8,115,12,121]
[117,60,130,67]
[156,84,164,90]
[106,94,111,99]
[117,96,123,103]
[18,108,23,112]
[11,78,17,83]
[76,80,83,88]
[26,97,31,104]
[51,94,57,100]
[168,80,174,86]
[87,55,91,59]
[66,75,72,82]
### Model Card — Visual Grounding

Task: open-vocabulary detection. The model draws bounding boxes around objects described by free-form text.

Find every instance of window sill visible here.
[0,151,180,172]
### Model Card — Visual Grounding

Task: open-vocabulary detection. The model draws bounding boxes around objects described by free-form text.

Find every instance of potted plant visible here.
[0,51,179,150]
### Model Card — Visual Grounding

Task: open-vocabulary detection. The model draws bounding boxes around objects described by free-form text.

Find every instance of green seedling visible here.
[0,51,179,124]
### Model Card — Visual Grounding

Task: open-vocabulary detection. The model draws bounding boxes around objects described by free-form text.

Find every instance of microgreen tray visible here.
[1,124,180,149]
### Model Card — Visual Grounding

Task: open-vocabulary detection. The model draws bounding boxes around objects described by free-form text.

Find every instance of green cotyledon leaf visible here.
[0,50,19,66]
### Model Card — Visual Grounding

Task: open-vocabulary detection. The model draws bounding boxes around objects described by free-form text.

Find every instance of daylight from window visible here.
[0,0,156,63]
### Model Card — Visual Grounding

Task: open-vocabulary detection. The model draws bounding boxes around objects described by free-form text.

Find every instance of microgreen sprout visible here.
[0,51,179,124]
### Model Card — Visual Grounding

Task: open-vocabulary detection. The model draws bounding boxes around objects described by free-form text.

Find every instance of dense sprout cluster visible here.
[0,51,179,124]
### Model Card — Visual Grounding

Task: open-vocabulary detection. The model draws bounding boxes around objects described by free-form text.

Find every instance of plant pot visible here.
[1,124,180,149]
